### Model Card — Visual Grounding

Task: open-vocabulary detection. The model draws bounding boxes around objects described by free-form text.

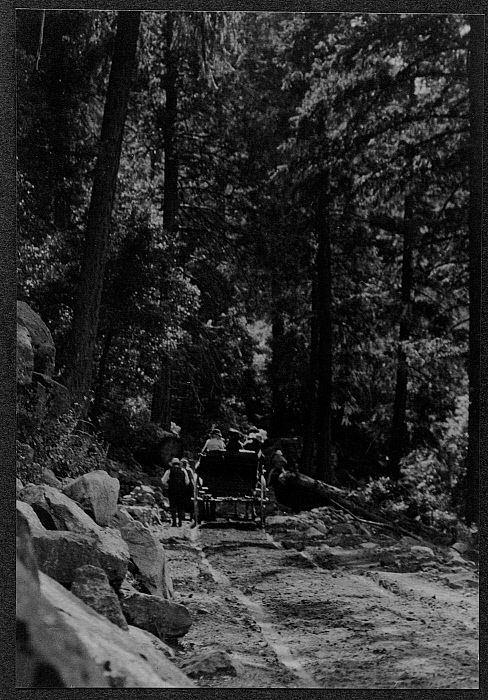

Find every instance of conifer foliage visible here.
[17,11,479,526]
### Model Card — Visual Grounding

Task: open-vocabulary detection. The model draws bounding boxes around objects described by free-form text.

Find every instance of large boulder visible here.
[120,591,192,639]
[17,508,42,585]
[17,501,45,537]
[20,485,131,588]
[17,301,55,377]
[127,625,176,661]
[92,527,130,588]
[71,565,128,630]
[40,573,195,688]
[20,484,102,533]
[63,470,120,526]
[17,557,108,687]
[16,478,25,497]
[117,518,173,599]
[16,304,70,449]
[31,529,129,590]
[39,468,62,489]
[17,323,34,385]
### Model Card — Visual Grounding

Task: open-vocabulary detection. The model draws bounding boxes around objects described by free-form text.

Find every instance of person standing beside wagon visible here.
[161,457,189,527]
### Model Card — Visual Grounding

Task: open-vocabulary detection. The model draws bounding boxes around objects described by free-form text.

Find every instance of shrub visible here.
[30,410,109,481]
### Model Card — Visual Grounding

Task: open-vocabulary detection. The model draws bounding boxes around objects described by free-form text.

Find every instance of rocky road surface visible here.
[153,504,478,689]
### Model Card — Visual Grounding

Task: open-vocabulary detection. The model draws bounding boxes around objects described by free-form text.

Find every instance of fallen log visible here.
[275,471,445,544]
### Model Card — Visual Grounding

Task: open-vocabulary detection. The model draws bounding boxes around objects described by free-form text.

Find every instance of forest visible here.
[16,10,481,534]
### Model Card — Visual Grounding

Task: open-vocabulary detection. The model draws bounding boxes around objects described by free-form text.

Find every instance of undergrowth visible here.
[18,410,109,484]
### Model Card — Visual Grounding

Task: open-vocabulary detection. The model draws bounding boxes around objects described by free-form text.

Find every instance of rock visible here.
[17,500,45,536]
[124,504,163,527]
[17,301,55,376]
[20,484,100,533]
[63,470,120,527]
[40,468,62,489]
[132,422,182,472]
[16,478,25,497]
[109,505,134,529]
[31,530,129,590]
[120,573,139,595]
[179,649,244,678]
[31,530,109,587]
[266,515,302,530]
[127,626,176,660]
[17,323,34,385]
[82,527,130,589]
[117,518,173,598]
[303,526,327,539]
[31,372,70,417]
[411,545,435,559]
[120,591,192,639]
[40,573,194,687]
[399,536,419,547]
[17,508,41,585]
[17,557,108,687]
[71,565,128,630]
[451,541,469,554]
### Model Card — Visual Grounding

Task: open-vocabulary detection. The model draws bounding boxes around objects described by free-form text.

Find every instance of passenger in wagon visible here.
[201,427,226,453]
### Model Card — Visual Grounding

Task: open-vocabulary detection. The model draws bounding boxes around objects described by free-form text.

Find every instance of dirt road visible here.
[155,509,479,689]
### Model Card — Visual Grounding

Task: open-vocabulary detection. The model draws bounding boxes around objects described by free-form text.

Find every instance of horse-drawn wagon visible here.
[193,449,268,528]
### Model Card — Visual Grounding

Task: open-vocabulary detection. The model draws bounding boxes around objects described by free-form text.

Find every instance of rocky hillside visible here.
[16,469,196,688]
[16,303,195,688]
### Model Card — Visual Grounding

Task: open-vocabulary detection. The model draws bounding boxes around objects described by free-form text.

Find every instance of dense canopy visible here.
[16,10,480,527]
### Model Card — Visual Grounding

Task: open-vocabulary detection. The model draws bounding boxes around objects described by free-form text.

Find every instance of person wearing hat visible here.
[161,458,190,527]
[267,449,288,486]
[201,428,226,453]
[243,431,264,456]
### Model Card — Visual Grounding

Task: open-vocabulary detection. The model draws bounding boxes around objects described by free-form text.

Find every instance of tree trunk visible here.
[62,11,141,409]
[162,12,179,233]
[90,325,116,424]
[388,194,414,479]
[465,14,482,526]
[300,275,319,475]
[151,13,179,428]
[314,174,333,482]
[269,277,288,437]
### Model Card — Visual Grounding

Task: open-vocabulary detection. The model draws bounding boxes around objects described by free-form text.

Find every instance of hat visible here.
[254,433,264,443]
[180,458,189,466]
[170,457,181,465]
[211,429,222,436]
[275,450,283,456]
[229,428,240,434]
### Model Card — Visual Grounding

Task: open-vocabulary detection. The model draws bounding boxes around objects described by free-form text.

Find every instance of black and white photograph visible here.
[15,9,480,689]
